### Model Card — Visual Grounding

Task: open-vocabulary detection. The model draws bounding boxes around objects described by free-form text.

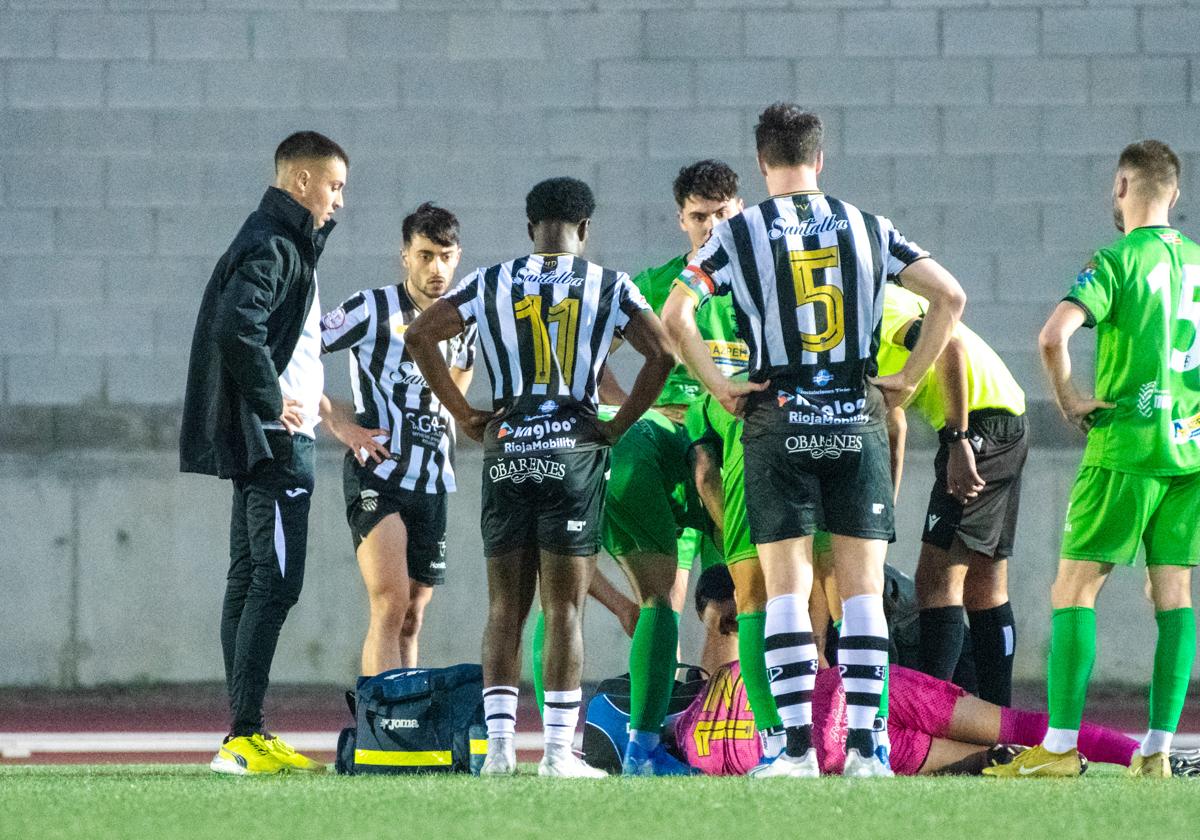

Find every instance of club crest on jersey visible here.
[767,216,848,241]
[359,489,379,513]
[1074,261,1097,288]
[321,307,346,330]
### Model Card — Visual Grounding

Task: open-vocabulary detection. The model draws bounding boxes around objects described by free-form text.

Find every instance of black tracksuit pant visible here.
[221,431,314,737]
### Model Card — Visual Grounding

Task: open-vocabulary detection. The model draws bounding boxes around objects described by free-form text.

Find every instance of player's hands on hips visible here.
[279,398,305,435]
[870,373,916,411]
[459,407,495,443]
[1060,394,1115,433]
[331,423,390,466]
[946,439,986,505]
[717,378,769,418]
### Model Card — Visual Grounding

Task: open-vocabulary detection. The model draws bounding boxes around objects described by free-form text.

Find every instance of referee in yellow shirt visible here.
[879,281,1028,706]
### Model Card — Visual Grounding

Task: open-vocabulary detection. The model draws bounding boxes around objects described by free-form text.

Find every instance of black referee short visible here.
[743,423,895,545]
[922,411,1028,559]
[481,448,609,558]
[342,454,448,586]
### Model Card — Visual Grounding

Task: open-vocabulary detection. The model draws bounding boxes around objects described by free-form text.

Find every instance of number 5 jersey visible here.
[676,190,929,436]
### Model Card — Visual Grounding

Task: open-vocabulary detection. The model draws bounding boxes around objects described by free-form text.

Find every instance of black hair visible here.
[694,564,736,619]
[754,103,822,168]
[274,130,349,171]
[672,159,740,208]
[402,202,460,248]
[525,177,596,225]
[1118,140,1182,197]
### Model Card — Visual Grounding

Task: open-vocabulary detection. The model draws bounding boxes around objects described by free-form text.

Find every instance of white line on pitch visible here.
[0,731,549,759]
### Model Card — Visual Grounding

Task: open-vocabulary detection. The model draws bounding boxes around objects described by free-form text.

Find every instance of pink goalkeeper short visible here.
[812,664,965,775]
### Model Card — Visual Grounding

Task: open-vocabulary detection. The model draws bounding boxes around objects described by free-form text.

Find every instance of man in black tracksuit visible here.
[180,131,348,775]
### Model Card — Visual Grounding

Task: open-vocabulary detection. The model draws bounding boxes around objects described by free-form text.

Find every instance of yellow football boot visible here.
[264,734,327,773]
[210,734,288,776]
[982,744,1083,778]
[1128,752,1171,778]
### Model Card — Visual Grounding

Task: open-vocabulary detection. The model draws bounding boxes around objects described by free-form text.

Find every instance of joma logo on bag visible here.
[379,718,420,730]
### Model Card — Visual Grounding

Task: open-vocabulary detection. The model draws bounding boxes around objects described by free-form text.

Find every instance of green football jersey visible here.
[1065,226,1200,475]
[633,254,746,407]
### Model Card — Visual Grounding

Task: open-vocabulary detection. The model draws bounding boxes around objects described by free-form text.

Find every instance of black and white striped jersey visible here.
[445,253,649,456]
[321,283,477,493]
[678,191,928,431]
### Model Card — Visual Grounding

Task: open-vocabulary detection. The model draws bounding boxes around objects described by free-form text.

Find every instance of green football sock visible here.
[1047,606,1097,731]
[628,605,679,733]
[737,611,782,730]
[1149,607,1196,733]
[532,611,545,720]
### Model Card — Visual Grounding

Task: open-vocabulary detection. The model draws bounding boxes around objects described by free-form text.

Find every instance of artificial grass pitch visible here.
[3,764,1200,840]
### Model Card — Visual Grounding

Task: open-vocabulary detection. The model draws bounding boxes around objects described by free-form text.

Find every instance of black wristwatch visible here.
[939,427,969,444]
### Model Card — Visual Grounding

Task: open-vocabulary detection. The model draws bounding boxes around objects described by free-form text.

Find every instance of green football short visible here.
[722,441,756,566]
[602,413,705,561]
[1061,466,1200,566]
[677,527,723,572]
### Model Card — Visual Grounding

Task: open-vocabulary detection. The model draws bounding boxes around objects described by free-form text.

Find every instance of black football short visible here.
[922,412,1028,559]
[343,455,448,586]
[743,423,895,545]
[480,448,609,557]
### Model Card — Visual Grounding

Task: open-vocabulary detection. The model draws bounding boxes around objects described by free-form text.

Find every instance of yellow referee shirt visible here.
[876,283,1025,429]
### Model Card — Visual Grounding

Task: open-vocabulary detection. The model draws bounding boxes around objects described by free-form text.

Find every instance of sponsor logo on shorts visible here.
[496,416,577,441]
[489,457,567,484]
[430,561,446,570]
[566,520,585,532]
[927,513,941,531]
[778,389,869,425]
[285,487,309,498]
[784,433,863,458]
[378,718,420,731]
[503,437,578,454]
[872,503,885,515]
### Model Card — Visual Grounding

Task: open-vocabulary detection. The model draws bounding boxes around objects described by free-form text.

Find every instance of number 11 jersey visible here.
[445,253,649,456]
[677,191,928,435]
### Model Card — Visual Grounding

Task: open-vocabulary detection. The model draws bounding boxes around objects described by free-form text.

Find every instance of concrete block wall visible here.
[1,0,1199,684]
[0,1,1197,407]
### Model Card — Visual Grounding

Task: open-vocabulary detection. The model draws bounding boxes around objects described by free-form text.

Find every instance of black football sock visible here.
[968,602,1016,707]
[919,606,966,681]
